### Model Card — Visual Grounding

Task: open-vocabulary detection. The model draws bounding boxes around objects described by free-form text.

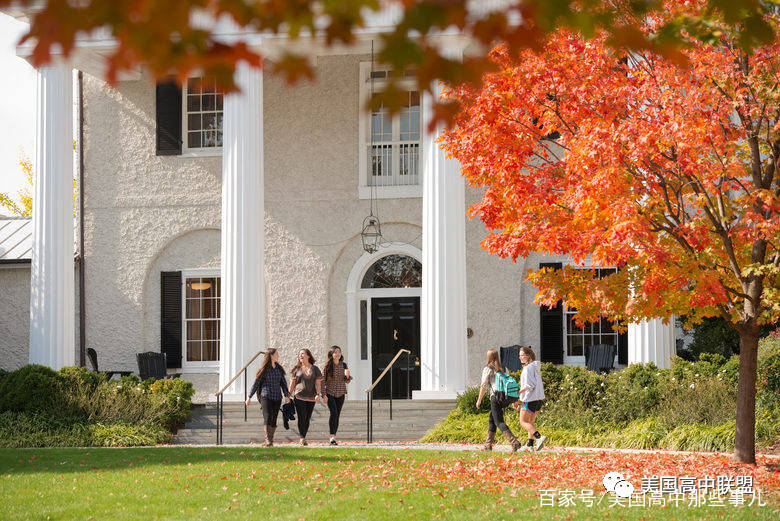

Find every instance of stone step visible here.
[175,400,455,444]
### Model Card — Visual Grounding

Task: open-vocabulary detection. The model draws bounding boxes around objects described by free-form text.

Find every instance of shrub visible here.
[0,365,195,447]
[599,363,660,424]
[655,377,736,426]
[456,386,490,414]
[143,378,195,427]
[0,365,62,413]
[59,365,105,391]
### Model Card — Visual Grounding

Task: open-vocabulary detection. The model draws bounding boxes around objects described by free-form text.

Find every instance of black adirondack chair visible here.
[585,344,616,374]
[136,352,180,380]
[86,348,133,379]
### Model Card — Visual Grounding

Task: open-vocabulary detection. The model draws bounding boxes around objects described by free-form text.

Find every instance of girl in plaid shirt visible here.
[246,348,290,446]
[323,345,352,445]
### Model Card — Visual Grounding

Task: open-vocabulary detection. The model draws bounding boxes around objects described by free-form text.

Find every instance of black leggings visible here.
[294,398,316,438]
[326,394,345,435]
[260,398,281,427]
[488,394,515,435]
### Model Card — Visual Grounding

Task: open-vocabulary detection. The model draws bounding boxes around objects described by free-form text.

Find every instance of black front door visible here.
[371,297,420,399]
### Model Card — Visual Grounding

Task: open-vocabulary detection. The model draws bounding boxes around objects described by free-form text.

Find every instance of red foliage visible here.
[441,3,780,329]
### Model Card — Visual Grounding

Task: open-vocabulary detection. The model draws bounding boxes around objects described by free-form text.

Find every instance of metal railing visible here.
[365,348,411,443]
[214,350,265,445]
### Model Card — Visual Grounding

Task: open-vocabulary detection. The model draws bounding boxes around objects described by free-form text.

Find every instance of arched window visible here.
[361,254,422,289]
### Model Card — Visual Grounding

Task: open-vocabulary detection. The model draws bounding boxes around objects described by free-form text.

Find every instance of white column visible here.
[415,53,468,399]
[29,63,75,369]
[219,64,264,400]
[628,318,676,369]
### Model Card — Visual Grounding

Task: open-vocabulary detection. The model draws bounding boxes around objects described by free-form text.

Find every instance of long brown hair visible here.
[520,345,536,362]
[324,345,344,378]
[485,349,505,373]
[255,348,285,380]
[291,348,316,373]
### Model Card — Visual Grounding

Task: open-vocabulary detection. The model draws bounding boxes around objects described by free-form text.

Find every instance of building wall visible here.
[0,265,80,371]
[77,53,548,399]
[0,265,32,370]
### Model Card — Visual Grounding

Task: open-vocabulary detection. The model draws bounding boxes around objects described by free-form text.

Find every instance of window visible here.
[183,273,220,365]
[183,77,223,152]
[360,300,368,360]
[564,268,618,361]
[361,254,422,289]
[358,63,422,198]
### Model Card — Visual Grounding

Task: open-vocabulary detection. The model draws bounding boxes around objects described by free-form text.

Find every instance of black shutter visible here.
[156,80,182,155]
[160,271,183,368]
[618,330,628,365]
[539,262,564,364]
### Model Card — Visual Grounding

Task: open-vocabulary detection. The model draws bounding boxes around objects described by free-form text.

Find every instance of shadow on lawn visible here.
[0,446,381,475]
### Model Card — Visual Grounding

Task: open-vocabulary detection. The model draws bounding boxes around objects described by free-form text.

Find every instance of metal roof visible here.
[0,216,32,261]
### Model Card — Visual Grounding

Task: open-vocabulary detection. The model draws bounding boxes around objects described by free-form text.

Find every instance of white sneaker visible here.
[519,444,534,452]
[534,435,547,451]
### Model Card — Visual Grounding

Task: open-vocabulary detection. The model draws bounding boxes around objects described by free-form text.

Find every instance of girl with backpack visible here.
[245,348,290,447]
[476,349,523,452]
[323,345,352,445]
[288,348,324,446]
[517,346,547,451]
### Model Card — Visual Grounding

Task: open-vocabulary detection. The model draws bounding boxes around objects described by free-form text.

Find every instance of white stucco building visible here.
[0,5,677,403]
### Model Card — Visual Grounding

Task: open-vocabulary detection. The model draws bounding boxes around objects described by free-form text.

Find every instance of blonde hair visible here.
[520,345,536,362]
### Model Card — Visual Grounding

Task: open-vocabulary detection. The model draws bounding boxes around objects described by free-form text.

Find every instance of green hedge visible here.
[0,365,194,447]
[425,333,780,452]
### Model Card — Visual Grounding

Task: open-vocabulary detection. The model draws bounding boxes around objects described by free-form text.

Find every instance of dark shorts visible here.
[522,400,544,413]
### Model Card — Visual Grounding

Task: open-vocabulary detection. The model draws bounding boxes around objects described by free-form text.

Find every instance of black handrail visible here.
[365,348,411,443]
[214,350,265,445]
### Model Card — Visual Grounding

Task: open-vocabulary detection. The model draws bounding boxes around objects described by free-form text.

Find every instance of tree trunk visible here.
[734,329,759,464]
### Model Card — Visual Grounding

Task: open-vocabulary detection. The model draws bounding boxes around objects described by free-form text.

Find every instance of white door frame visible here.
[345,245,422,400]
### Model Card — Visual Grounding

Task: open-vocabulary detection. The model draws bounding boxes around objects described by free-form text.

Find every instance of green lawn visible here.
[0,447,776,520]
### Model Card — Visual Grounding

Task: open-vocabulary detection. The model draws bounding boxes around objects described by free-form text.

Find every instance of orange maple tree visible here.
[441,2,779,464]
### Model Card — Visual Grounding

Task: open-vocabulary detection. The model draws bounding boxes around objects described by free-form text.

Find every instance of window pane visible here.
[371,145,392,179]
[187,95,201,112]
[187,341,202,362]
[215,93,223,110]
[188,131,201,148]
[202,341,218,362]
[187,322,202,341]
[361,254,422,288]
[202,94,215,111]
[188,113,201,131]
[199,277,216,298]
[186,298,201,318]
[400,144,419,177]
[187,78,201,94]
[202,320,218,341]
[200,298,217,319]
[568,335,583,357]
[203,78,217,94]
[371,107,391,142]
[203,130,216,147]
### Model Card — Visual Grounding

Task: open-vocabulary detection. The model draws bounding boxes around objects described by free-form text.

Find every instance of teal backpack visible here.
[495,371,520,404]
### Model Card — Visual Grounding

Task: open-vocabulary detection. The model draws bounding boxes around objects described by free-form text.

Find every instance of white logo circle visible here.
[602,471,625,492]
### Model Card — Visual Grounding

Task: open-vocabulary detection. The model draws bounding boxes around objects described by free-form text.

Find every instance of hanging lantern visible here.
[361,215,382,254]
